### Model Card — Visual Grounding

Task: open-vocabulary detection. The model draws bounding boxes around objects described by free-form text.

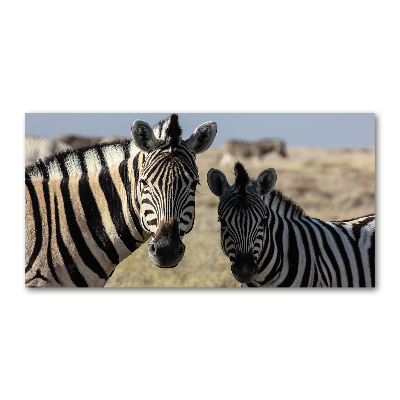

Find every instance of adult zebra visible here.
[25,135,73,164]
[219,138,287,166]
[207,162,375,287]
[25,114,217,287]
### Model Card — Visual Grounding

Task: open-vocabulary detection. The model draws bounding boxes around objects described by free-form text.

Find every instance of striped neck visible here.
[263,189,306,219]
[250,190,309,287]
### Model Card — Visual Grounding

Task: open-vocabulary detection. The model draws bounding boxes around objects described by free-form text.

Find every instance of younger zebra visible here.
[25,114,217,287]
[207,162,375,287]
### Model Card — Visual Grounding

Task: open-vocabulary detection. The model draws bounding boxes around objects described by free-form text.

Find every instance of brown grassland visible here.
[106,147,375,288]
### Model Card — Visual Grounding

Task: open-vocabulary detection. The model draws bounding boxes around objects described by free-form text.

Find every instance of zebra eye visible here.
[260,217,268,226]
[189,180,199,191]
[218,217,227,226]
[141,180,149,189]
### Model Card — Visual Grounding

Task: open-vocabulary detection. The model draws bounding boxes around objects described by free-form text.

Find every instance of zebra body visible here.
[57,134,125,149]
[25,114,217,287]
[220,138,287,166]
[207,162,375,287]
[25,135,73,164]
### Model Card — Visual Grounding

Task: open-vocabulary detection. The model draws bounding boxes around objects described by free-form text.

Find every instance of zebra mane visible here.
[25,139,137,180]
[234,162,249,195]
[265,188,306,218]
[152,114,182,151]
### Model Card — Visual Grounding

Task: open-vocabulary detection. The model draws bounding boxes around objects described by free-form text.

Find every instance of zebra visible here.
[219,138,287,166]
[25,114,217,287]
[57,134,125,149]
[207,162,375,287]
[25,135,73,164]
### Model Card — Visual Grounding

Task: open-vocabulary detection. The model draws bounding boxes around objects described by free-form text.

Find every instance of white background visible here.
[2,1,398,399]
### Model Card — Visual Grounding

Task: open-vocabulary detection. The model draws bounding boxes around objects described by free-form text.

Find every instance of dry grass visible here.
[106,147,375,288]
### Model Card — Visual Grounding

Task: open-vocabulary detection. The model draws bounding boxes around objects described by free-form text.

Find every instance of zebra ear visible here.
[207,168,229,198]
[131,120,161,153]
[185,121,217,154]
[256,168,277,197]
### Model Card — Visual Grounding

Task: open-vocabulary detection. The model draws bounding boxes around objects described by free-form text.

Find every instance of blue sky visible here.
[25,113,375,148]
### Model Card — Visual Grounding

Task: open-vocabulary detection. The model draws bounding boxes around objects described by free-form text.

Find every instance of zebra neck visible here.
[45,154,148,284]
[25,151,150,287]
[68,154,149,265]
[255,189,312,287]
[255,215,320,288]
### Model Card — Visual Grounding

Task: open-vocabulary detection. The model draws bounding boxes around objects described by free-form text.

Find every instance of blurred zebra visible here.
[207,162,375,287]
[25,114,217,287]
[25,135,73,164]
[220,138,287,166]
[58,134,126,149]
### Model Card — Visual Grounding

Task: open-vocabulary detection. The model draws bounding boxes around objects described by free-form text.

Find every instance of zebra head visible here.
[132,114,217,268]
[207,162,277,283]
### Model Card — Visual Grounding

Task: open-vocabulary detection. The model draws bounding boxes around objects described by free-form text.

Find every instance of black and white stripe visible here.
[207,162,375,287]
[139,146,198,238]
[25,114,217,287]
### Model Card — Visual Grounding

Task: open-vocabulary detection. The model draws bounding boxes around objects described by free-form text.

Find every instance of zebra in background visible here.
[207,162,375,287]
[25,135,73,165]
[219,138,287,166]
[57,134,126,149]
[25,114,217,287]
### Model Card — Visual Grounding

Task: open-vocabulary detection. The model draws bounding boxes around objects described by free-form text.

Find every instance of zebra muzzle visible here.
[148,220,186,268]
[231,252,258,283]
[148,240,185,268]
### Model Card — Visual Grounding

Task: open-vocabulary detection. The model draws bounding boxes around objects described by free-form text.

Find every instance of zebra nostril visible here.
[178,242,185,255]
[149,243,156,253]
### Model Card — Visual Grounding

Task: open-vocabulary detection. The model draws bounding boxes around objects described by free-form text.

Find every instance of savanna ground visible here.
[106,147,375,288]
